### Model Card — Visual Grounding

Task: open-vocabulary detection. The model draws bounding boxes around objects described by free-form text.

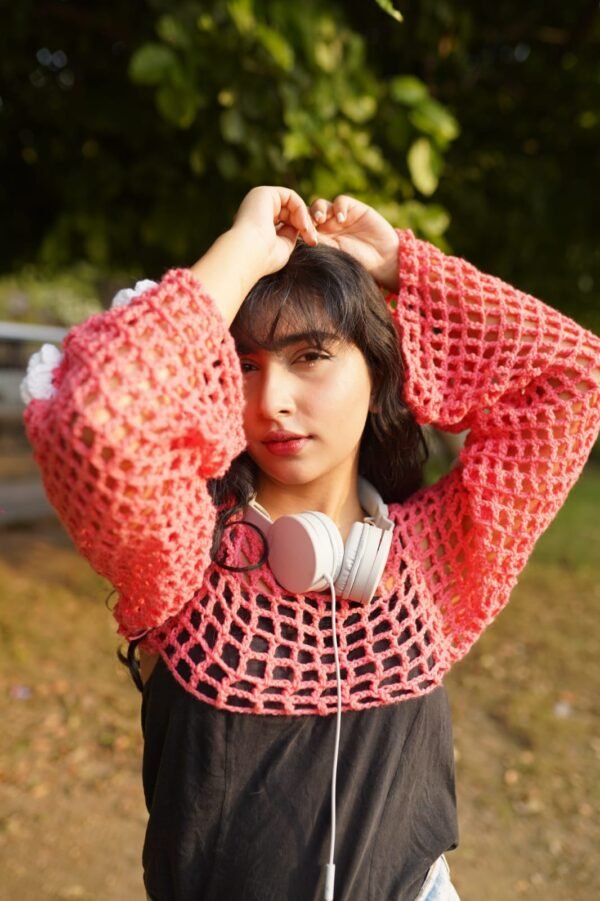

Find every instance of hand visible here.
[309,195,400,292]
[233,186,319,278]
[190,186,319,324]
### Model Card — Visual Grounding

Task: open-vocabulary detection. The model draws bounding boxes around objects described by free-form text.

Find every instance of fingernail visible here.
[314,210,324,222]
[336,212,346,223]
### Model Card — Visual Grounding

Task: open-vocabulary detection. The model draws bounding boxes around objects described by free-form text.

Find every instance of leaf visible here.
[220,108,246,144]
[373,0,404,23]
[417,204,450,236]
[256,24,295,71]
[196,14,215,32]
[341,94,377,124]
[389,75,428,106]
[314,39,343,72]
[282,131,312,162]
[227,0,255,35]
[407,137,440,195]
[156,15,191,48]
[156,85,197,128]
[217,89,236,108]
[128,43,179,86]
[409,99,460,144]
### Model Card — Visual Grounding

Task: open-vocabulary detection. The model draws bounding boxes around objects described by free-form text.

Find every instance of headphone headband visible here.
[243,480,393,602]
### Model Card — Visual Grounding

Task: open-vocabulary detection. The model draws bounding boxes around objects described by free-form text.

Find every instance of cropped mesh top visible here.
[24,231,600,716]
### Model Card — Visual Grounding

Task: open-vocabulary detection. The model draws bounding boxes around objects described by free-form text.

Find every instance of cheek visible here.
[317,367,371,432]
[241,382,256,428]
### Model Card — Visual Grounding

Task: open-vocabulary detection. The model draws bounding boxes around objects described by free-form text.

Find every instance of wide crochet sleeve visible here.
[24,269,246,638]
[392,230,600,660]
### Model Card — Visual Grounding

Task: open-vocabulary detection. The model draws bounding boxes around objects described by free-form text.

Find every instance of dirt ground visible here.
[1,468,599,901]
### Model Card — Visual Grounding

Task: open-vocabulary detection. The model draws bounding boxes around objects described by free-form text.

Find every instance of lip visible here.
[262,431,311,457]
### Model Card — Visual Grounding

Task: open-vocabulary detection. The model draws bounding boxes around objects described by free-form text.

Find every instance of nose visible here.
[255,361,295,420]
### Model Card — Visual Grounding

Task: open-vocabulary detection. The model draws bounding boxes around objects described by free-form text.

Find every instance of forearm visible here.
[189,224,268,325]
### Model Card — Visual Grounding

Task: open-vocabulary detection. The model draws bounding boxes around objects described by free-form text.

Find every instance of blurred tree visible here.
[347,0,600,329]
[1,1,157,272]
[0,0,456,279]
[1,1,598,330]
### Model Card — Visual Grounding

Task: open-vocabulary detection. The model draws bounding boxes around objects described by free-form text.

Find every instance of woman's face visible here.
[239,328,373,496]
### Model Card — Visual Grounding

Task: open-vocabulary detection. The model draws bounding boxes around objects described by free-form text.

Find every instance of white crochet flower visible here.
[20,343,63,404]
[110,279,158,309]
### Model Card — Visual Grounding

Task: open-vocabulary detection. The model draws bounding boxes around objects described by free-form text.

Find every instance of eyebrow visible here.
[235,330,340,355]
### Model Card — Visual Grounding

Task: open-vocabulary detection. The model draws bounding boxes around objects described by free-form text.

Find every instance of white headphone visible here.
[243,478,394,603]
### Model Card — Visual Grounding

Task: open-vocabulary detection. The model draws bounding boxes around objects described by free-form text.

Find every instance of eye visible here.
[294,349,332,365]
[239,358,258,374]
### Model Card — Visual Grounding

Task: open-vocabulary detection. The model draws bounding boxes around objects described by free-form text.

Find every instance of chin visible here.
[259,465,320,488]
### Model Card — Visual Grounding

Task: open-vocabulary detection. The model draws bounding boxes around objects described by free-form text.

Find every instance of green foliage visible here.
[123,0,454,254]
[0,0,457,279]
[1,0,597,335]
[128,43,180,85]
[407,138,441,195]
[373,0,404,23]
[345,0,600,331]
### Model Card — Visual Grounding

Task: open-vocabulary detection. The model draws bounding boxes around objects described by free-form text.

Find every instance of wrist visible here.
[373,231,400,294]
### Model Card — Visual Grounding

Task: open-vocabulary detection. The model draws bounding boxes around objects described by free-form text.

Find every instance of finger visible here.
[276,223,299,245]
[277,208,318,245]
[309,198,334,226]
[273,195,315,246]
[332,194,354,224]
[285,194,319,245]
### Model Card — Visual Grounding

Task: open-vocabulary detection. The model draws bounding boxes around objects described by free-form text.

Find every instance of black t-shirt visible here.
[141,658,458,901]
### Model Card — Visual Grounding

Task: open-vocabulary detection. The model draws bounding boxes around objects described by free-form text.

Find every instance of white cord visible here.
[323,574,342,901]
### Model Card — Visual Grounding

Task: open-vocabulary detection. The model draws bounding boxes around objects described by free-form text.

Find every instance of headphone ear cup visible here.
[268,512,343,594]
[360,528,393,603]
[335,523,364,598]
[345,525,383,603]
[301,512,344,589]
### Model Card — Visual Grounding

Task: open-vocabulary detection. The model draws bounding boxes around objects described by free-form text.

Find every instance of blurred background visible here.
[1,1,599,898]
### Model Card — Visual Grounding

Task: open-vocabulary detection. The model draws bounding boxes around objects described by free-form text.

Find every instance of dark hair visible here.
[208,241,427,557]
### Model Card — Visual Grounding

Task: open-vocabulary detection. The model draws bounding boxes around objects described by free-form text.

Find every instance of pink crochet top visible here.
[25,231,600,715]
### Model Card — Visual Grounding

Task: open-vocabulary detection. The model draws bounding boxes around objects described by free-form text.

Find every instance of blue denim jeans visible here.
[414,855,460,901]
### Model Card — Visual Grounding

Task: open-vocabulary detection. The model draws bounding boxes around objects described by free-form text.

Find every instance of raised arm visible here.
[24,271,245,638]
[24,187,319,638]
[391,230,600,654]
[311,195,600,657]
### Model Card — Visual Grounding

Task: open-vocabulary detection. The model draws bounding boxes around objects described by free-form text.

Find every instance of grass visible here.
[446,464,600,899]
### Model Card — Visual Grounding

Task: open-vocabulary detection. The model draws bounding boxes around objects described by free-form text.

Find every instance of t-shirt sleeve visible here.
[24,269,246,638]
[391,230,600,658]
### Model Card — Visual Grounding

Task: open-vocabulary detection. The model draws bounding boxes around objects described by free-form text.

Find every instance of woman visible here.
[23,186,600,900]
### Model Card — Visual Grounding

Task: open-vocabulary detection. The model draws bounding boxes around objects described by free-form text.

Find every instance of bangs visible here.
[230,241,371,353]
[231,286,343,353]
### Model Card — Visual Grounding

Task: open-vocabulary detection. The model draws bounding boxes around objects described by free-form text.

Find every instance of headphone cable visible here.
[324,575,342,901]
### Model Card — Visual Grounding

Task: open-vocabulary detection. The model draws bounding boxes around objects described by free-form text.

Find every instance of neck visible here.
[255,470,364,541]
